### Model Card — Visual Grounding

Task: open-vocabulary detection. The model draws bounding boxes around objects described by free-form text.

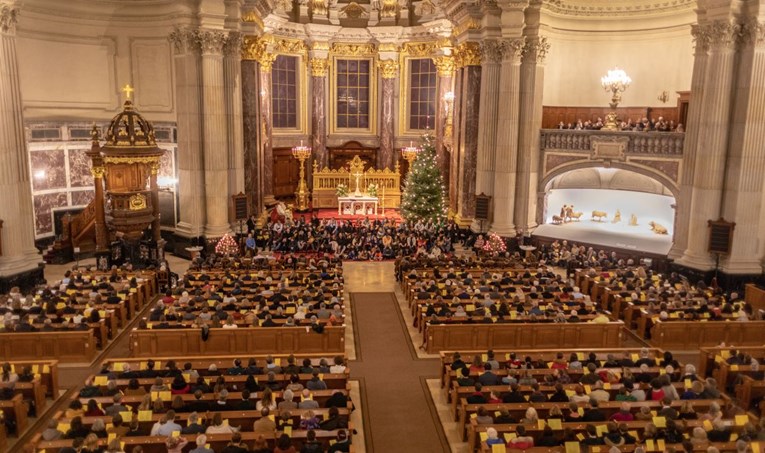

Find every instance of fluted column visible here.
[378,59,399,170]
[259,55,276,205]
[0,1,42,286]
[169,28,206,240]
[309,56,329,169]
[514,35,549,231]
[224,33,245,213]
[474,40,502,205]
[433,54,456,172]
[455,42,481,228]
[677,21,738,271]
[720,20,765,274]
[668,26,710,260]
[491,38,524,236]
[199,30,231,238]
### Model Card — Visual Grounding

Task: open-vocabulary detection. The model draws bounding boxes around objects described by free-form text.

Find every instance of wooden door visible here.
[273,148,299,199]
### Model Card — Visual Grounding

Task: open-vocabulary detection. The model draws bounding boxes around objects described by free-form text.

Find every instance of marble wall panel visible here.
[159,147,175,179]
[68,148,94,188]
[71,190,95,207]
[33,193,68,236]
[30,149,67,192]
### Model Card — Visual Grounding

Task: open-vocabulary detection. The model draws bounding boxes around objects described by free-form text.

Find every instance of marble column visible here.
[677,21,738,271]
[514,36,549,231]
[433,55,455,172]
[199,30,231,238]
[169,28,206,240]
[455,42,482,228]
[720,19,765,274]
[491,38,524,236]
[242,59,262,215]
[667,26,710,260]
[0,1,42,287]
[224,33,245,217]
[474,40,503,205]
[448,67,463,213]
[309,57,329,170]
[259,55,276,205]
[150,162,161,242]
[378,59,399,170]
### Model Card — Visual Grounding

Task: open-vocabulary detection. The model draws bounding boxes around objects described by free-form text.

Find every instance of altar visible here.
[338,195,379,216]
[312,155,401,210]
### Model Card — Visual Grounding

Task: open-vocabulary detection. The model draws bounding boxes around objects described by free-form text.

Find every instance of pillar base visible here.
[0,263,45,293]
[670,261,764,291]
[673,251,716,273]
[491,223,517,237]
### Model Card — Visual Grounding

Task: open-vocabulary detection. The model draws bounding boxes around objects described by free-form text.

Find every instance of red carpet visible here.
[292,208,402,223]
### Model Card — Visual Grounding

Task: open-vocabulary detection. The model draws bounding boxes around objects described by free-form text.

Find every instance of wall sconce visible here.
[657,91,669,104]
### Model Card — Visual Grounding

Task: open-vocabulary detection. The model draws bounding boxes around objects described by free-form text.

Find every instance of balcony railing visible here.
[540,129,684,156]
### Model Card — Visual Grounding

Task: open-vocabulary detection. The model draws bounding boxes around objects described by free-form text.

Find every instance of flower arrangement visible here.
[482,232,507,254]
[336,183,349,197]
[366,182,379,197]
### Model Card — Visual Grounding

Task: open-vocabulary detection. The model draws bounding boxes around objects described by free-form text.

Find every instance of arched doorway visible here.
[536,167,677,255]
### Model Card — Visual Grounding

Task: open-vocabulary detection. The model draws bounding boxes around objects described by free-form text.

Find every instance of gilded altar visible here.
[312,156,401,209]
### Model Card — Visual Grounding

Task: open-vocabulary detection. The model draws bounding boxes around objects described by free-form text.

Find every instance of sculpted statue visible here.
[629,214,638,226]
[612,210,622,223]
[551,215,563,225]
[591,210,608,222]
[649,221,668,235]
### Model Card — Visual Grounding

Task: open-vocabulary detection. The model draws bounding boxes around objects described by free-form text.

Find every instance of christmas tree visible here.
[401,134,447,223]
[482,232,507,254]
[215,233,240,256]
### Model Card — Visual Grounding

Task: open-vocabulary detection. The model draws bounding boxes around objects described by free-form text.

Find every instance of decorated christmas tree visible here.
[482,232,507,254]
[215,233,240,256]
[401,134,447,222]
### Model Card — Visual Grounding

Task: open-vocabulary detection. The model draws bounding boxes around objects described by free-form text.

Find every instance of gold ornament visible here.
[433,55,456,77]
[90,167,106,178]
[378,59,399,79]
[129,193,147,211]
[330,42,376,57]
[309,58,329,77]
[456,42,481,68]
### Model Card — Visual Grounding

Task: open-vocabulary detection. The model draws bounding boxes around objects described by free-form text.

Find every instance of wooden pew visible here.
[102,353,347,372]
[478,440,743,452]
[0,330,96,362]
[735,375,765,417]
[649,320,765,349]
[7,360,60,398]
[0,393,28,434]
[88,372,349,392]
[697,346,765,380]
[129,326,346,356]
[425,321,625,354]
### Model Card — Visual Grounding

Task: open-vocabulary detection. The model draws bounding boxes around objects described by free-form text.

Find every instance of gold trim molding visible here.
[401,42,438,58]
[90,167,106,178]
[330,42,377,57]
[456,42,481,68]
[433,55,456,77]
[103,156,160,165]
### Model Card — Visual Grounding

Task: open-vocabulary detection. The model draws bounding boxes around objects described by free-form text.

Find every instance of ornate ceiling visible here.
[542,0,696,17]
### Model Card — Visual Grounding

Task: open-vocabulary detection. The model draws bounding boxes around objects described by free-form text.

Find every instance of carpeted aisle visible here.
[349,292,449,453]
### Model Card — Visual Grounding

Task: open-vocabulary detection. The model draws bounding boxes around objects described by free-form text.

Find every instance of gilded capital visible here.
[456,42,482,67]
[310,58,329,77]
[311,0,328,17]
[433,55,456,77]
[91,167,106,179]
[150,162,160,176]
[380,0,398,18]
[0,2,18,35]
[378,59,399,79]
[259,53,277,72]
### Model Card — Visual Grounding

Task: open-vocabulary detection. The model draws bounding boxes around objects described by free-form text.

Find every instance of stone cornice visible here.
[541,0,694,17]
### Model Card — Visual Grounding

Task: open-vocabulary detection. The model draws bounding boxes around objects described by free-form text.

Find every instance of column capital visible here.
[242,35,277,71]
[694,20,740,50]
[740,18,765,48]
[456,41,482,68]
[223,31,243,58]
[691,24,711,54]
[378,59,399,79]
[309,57,329,77]
[501,37,525,63]
[522,35,550,64]
[433,54,456,77]
[196,29,228,55]
[480,40,504,65]
[0,2,18,35]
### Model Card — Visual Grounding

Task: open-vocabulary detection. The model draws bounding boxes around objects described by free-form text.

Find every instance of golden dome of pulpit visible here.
[88,87,166,269]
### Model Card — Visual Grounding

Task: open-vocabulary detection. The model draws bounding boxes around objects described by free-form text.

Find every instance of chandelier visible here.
[601,68,631,131]
[401,142,420,164]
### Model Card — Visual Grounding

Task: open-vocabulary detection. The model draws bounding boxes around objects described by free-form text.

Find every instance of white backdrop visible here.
[546,188,675,235]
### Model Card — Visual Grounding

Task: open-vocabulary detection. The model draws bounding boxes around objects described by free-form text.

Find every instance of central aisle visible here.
[349,292,447,452]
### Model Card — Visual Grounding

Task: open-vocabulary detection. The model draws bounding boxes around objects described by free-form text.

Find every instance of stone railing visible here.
[540,129,684,156]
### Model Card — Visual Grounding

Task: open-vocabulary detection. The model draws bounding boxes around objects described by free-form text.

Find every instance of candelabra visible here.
[443,91,455,144]
[600,68,632,131]
[401,142,420,165]
[291,141,312,211]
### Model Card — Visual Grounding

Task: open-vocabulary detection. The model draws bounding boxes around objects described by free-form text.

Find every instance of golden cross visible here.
[121,84,134,100]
